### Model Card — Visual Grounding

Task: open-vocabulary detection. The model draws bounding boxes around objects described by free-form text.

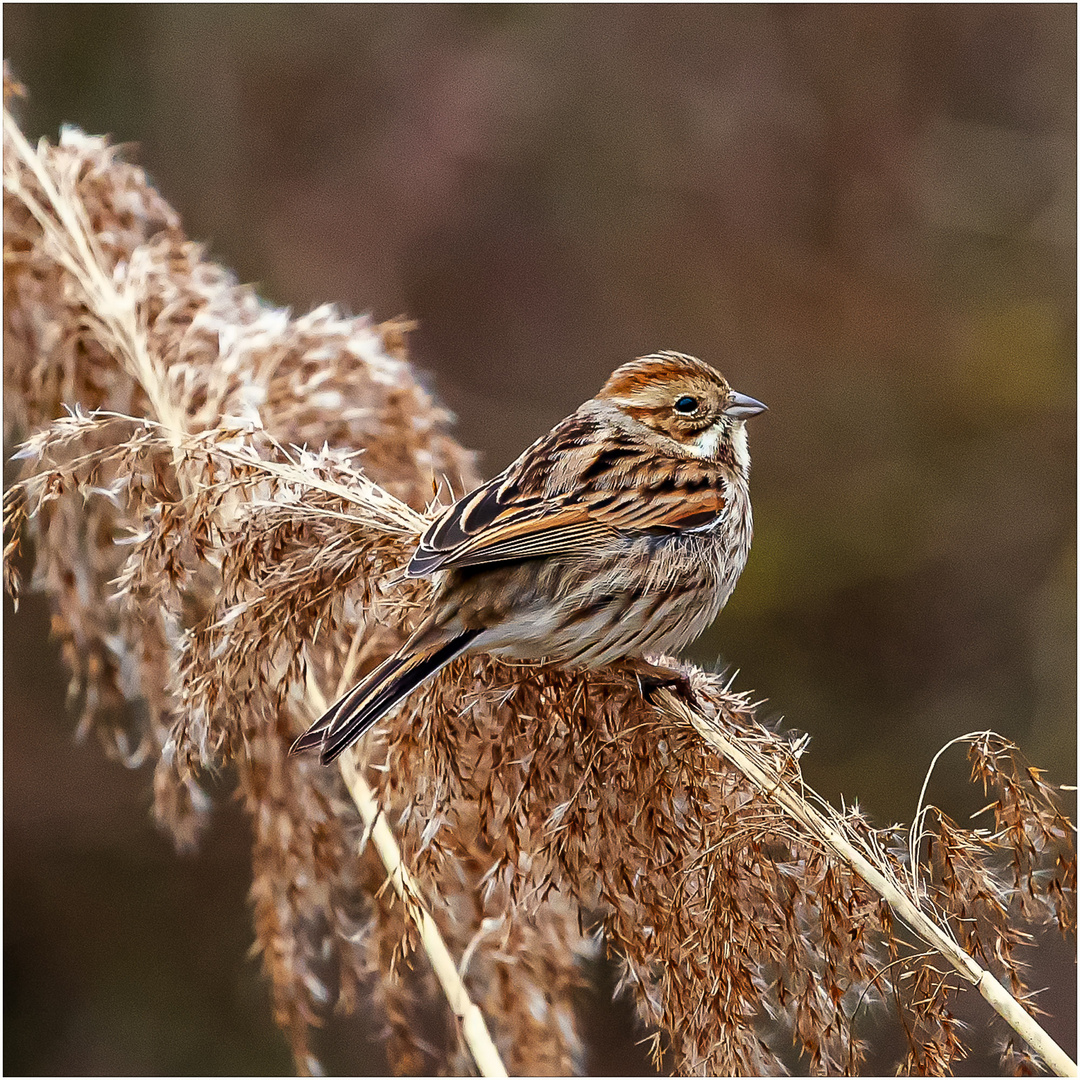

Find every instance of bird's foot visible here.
[630,659,697,708]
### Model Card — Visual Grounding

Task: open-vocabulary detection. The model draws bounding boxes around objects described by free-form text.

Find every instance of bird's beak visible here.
[725,391,768,419]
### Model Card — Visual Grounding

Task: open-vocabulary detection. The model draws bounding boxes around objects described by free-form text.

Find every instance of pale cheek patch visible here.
[686,424,723,459]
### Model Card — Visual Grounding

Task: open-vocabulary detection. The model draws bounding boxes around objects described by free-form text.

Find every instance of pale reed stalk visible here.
[302,674,508,1078]
[658,689,1077,1078]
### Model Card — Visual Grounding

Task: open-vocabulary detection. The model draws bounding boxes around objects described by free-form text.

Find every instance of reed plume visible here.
[4,72,1075,1076]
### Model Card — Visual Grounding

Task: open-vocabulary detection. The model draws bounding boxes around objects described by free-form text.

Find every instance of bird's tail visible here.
[291,629,480,765]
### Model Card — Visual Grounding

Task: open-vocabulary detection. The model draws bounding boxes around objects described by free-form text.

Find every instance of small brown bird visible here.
[293,350,766,764]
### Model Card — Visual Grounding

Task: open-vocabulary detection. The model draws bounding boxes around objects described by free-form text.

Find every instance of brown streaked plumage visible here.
[293,351,767,764]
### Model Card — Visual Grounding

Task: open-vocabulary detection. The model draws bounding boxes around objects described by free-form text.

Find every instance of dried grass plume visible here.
[4,71,1075,1076]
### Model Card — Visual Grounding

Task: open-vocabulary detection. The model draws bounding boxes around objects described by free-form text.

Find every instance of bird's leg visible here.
[628,657,697,707]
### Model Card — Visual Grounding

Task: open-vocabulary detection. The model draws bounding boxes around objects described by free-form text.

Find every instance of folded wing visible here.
[409,425,727,577]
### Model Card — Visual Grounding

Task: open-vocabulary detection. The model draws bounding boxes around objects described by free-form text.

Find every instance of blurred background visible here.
[4,4,1075,1074]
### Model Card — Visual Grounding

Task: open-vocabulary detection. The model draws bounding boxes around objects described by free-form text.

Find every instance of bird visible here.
[292,350,767,764]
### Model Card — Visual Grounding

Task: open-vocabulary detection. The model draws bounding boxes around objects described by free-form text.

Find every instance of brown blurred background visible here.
[3,5,1075,1075]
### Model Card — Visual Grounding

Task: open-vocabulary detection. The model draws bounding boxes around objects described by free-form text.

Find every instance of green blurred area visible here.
[4,4,1075,1074]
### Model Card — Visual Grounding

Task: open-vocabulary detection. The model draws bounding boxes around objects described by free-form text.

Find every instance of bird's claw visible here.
[634,665,697,708]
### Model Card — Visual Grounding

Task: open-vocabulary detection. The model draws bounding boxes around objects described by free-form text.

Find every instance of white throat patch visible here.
[686,420,751,470]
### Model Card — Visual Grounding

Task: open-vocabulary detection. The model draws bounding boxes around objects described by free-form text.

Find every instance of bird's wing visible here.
[408,422,726,577]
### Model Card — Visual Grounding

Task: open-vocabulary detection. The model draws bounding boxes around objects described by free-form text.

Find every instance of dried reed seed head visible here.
[4,101,1074,1076]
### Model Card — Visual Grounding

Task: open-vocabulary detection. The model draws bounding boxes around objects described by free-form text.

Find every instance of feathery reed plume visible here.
[4,74,1075,1075]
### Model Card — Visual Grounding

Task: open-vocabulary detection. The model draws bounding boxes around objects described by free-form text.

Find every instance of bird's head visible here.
[596,350,767,466]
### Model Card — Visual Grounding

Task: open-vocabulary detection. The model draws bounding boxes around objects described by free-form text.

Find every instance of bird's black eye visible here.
[674,395,699,415]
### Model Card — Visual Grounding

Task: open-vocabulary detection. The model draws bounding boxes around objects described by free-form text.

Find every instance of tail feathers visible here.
[292,630,479,765]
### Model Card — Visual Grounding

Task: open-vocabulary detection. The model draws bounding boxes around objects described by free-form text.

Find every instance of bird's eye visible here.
[674,395,699,414]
